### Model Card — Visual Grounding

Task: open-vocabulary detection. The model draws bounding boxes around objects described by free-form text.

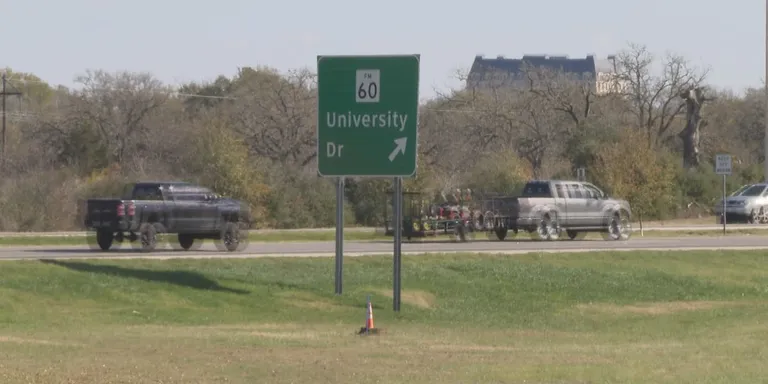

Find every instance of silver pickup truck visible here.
[712,183,768,224]
[482,180,633,241]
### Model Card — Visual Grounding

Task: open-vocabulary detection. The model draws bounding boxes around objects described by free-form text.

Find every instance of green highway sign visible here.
[317,54,420,177]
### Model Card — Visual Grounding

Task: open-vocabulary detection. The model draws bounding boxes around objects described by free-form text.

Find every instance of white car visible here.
[713,183,768,224]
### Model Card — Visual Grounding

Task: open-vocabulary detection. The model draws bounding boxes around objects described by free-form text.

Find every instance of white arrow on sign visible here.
[388,137,407,162]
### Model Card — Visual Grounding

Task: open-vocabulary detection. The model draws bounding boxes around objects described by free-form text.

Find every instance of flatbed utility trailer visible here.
[382,189,521,242]
[471,192,523,241]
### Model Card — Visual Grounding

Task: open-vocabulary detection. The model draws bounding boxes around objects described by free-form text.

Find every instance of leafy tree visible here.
[185,115,269,224]
[589,128,677,226]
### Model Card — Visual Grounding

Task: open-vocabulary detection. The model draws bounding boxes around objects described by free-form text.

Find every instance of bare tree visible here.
[524,65,595,134]
[228,67,317,167]
[417,92,481,188]
[69,69,170,166]
[613,43,709,146]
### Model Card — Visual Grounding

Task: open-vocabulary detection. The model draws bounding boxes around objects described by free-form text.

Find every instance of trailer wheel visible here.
[138,223,158,252]
[482,211,495,230]
[453,222,468,242]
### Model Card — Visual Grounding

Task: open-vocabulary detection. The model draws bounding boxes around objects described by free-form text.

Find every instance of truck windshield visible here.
[521,182,552,198]
[132,185,164,200]
[737,185,767,197]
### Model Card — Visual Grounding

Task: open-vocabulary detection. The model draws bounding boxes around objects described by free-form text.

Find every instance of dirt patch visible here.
[276,291,343,310]
[247,330,324,340]
[126,323,334,341]
[375,289,436,309]
[576,300,746,315]
[0,335,82,347]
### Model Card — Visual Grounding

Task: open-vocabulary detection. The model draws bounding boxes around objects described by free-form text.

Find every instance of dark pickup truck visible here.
[83,181,251,252]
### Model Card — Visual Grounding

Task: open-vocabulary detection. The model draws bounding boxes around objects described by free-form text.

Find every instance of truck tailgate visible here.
[84,199,124,228]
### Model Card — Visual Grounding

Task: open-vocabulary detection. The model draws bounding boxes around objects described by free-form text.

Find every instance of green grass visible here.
[2,227,768,247]
[1,250,768,383]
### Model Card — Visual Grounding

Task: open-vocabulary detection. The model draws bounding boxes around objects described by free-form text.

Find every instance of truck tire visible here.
[217,221,243,252]
[96,229,114,251]
[531,212,560,241]
[178,234,195,251]
[602,211,631,241]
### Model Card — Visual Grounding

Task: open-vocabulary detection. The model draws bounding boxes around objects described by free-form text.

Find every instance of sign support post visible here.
[722,174,726,235]
[335,177,344,295]
[715,154,733,235]
[393,177,402,312]
[317,54,419,311]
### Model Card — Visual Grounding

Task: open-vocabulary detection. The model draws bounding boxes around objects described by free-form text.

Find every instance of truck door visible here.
[179,191,214,232]
[582,183,606,226]
[553,183,569,226]
[199,193,220,232]
[565,183,587,226]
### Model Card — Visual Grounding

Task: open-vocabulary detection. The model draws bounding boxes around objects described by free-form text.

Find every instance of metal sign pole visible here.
[335,177,344,295]
[722,174,727,235]
[393,177,402,312]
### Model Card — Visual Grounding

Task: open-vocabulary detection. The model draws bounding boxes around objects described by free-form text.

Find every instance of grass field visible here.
[1,250,768,383]
[0,226,767,246]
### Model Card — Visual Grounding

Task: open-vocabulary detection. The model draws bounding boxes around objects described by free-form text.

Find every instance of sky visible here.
[2,0,765,101]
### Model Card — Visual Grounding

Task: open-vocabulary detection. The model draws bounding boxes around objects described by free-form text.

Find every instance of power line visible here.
[1,77,487,115]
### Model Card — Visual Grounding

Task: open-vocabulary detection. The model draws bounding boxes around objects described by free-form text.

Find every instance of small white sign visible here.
[576,167,586,181]
[355,69,380,103]
[715,154,732,175]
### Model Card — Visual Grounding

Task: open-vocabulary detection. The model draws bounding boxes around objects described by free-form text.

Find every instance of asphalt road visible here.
[2,233,768,261]
[0,223,765,237]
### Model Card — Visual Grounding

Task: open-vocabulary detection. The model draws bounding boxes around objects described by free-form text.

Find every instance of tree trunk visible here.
[678,87,708,169]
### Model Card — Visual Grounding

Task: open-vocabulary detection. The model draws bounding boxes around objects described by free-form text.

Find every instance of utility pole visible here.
[1,71,22,169]
[765,0,768,181]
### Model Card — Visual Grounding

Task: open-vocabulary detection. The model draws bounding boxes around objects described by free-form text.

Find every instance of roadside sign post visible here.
[715,154,732,235]
[393,177,402,312]
[317,54,420,311]
[334,177,344,295]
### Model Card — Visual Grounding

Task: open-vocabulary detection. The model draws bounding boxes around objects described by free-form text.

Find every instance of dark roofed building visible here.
[467,54,623,95]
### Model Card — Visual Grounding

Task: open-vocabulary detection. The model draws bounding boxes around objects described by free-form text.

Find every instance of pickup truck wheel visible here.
[217,222,243,252]
[95,230,114,251]
[602,212,632,241]
[758,207,768,224]
[177,234,195,251]
[531,213,560,241]
[749,209,759,224]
